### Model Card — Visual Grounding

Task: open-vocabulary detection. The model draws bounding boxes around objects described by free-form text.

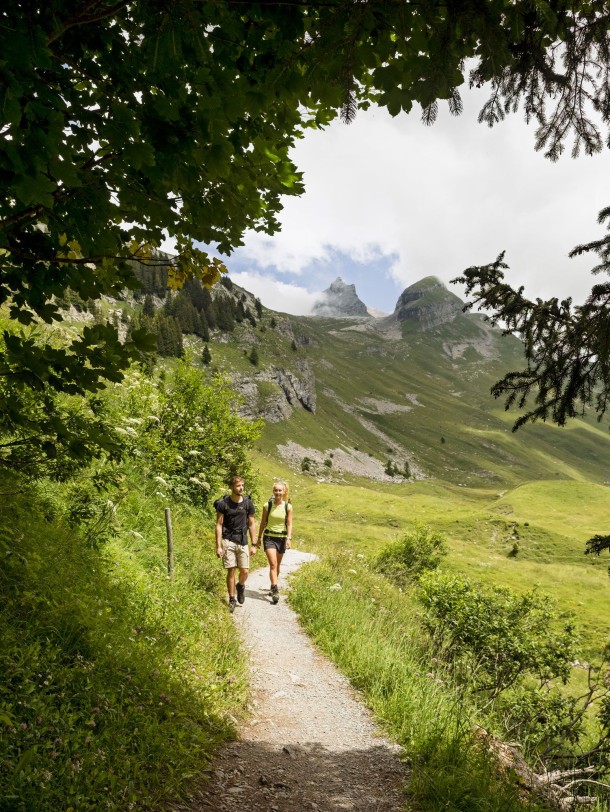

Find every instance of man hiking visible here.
[215,476,257,612]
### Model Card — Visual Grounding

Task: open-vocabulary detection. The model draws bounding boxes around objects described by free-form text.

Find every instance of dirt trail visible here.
[181,550,408,812]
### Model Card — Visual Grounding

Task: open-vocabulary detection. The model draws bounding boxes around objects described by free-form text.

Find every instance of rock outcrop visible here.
[312,277,369,318]
[233,361,316,423]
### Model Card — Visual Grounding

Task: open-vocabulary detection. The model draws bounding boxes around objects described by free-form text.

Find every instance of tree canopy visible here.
[3,0,610,468]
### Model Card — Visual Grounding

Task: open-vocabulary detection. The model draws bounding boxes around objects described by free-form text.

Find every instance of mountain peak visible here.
[393,276,463,329]
[312,277,369,318]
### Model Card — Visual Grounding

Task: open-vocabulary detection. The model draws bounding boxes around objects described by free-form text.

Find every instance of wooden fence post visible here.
[165,507,174,578]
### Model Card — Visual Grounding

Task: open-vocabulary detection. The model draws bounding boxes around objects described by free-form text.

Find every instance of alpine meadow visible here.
[4,2,610,811]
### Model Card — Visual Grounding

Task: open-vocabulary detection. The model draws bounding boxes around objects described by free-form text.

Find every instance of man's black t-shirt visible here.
[217,496,255,545]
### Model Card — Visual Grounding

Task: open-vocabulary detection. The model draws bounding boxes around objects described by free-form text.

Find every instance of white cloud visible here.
[230,271,321,316]
[231,88,610,314]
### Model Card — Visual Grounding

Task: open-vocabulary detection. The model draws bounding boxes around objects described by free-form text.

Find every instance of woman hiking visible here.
[257,480,292,604]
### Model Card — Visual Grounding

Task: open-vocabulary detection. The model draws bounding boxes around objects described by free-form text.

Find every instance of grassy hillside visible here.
[0,467,248,811]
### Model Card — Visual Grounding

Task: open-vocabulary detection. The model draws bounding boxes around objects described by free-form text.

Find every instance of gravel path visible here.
[181,550,408,812]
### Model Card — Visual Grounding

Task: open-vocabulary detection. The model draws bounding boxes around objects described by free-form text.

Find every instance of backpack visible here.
[214,493,253,512]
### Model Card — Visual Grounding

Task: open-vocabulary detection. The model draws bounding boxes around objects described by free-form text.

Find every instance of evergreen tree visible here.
[202,344,212,365]
[143,294,155,318]
[216,297,235,332]
[195,311,210,342]
[248,346,259,366]
[254,298,263,319]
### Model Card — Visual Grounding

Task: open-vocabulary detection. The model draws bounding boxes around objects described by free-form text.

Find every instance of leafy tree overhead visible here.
[3,0,610,470]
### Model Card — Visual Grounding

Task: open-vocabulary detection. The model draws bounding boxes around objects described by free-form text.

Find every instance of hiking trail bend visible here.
[181,550,408,812]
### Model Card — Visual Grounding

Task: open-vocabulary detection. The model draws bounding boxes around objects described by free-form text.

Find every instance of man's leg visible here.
[236,567,248,604]
[226,566,236,598]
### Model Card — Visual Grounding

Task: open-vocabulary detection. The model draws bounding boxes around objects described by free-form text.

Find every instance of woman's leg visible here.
[276,552,284,581]
[265,547,279,586]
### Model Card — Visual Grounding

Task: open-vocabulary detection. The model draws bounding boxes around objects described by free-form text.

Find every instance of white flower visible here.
[155,491,166,499]
[176,455,184,463]
[124,417,143,425]
[153,476,169,487]
[187,450,201,456]
[329,583,342,592]
[131,531,144,539]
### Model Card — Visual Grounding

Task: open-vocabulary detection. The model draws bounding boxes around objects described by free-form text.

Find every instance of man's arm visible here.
[248,513,257,554]
[215,513,224,558]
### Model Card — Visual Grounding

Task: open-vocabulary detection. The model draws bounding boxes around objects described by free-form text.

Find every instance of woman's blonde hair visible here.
[273,479,289,501]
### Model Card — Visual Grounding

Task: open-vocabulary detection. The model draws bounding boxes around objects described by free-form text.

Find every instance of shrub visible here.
[417,572,576,697]
[375,524,447,586]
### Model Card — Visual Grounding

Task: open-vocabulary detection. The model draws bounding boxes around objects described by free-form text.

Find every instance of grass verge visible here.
[289,554,549,812]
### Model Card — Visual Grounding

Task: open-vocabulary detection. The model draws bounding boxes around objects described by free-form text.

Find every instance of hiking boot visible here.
[228,596,237,613]
[270,585,279,605]
[236,583,245,605]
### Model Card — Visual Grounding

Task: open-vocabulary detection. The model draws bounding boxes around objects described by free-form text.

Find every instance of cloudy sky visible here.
[217,86,610,316]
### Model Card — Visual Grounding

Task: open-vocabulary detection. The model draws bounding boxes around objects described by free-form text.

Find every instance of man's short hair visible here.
[229,475,244,488]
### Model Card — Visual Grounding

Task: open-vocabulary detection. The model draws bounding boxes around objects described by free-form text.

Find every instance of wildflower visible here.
[153,476,169,487]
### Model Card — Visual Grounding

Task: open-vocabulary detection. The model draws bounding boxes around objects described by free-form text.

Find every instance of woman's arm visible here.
[257,505,268,546]
[286,505,293,548]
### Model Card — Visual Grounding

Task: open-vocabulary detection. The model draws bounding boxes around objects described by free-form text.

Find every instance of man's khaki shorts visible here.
[222,539,250,569]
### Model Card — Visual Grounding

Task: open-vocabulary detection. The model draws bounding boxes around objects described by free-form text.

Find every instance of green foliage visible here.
[376,524,448,585]
[0,472,246,811]
[418,572,576,696]
[110,360,262,509]
[202,344,212,366]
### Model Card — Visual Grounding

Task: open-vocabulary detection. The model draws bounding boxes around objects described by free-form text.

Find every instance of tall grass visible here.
[0,470,246,811]
[289,554,548,811]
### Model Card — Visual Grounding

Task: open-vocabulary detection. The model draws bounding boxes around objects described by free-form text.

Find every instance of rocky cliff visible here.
[312,277,370,318]
[233,360,316,423]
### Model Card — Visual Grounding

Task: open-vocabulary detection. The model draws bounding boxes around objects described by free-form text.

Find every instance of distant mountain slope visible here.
[122,271,610,489]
